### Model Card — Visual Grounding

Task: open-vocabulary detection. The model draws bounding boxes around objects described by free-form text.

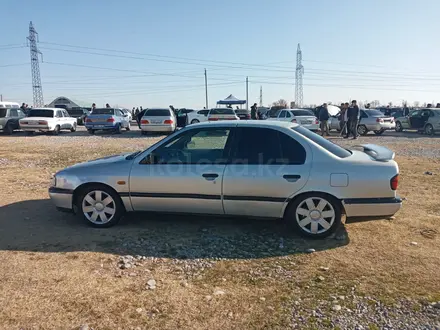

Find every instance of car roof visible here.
[146,108,171,111]
[29,108,58,111]
[190,120,299,129]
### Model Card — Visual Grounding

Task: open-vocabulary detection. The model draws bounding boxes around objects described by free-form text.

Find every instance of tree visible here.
[413,101,420,108]
[272,99,288,108]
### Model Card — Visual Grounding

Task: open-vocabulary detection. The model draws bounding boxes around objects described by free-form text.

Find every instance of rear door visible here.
[8,109,20,129]
[129,126,233,214]
[277,110,287,121]
[55,110,64,127]
[222,126,311,218]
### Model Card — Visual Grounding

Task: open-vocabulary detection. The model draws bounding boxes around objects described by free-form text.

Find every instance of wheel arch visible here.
[72,182,126,213]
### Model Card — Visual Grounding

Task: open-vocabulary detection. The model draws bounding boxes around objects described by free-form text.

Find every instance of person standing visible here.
[91,103,96,113]
[250,103,258,120]
[318,103,330,136]
[347,100,360,139]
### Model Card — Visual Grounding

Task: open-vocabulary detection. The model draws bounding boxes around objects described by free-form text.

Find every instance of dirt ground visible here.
[0,127,439,329]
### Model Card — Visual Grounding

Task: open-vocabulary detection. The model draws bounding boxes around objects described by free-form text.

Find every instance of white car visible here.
[140,108,177,135]
[120,108,133,121]
[20,108,77,135]
[207,108,240,121]
[271,109,319,131]
[187,109,210,124]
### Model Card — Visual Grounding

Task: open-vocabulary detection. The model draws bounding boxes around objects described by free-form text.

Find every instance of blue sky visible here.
[2,0,440,108]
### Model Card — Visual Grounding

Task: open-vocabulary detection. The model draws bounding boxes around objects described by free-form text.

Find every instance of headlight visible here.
[50,176,56,187]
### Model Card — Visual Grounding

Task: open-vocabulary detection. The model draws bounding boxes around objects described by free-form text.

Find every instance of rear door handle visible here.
[202,173,219,180]
[283,174,301,182]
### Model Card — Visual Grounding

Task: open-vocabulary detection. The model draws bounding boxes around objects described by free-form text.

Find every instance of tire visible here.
[141,130,148,136]
[374,130,385,135]
[191,119,200,124]
[76,185,124,228]
[357,125,368,136]
[25,131,34,136]
[285,193,341,238]
[126,122,131,131]
[115,124,122,134]
[424,124,434,136]
[395,121,403,132]
[88,129,95,135]
[4,122,14,135]
[52,125,60,136]
[70,123,77,132]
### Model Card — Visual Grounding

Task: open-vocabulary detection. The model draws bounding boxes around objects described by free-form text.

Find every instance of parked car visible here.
[207,108,240,121]
[20,108,77,135]
[140,108,177,135]
[395,108,440,135]
[0,105,26,134]
[257,107,270,119]
[357,109,395,136]
[187,109,209,124]
[120,108,133,121]
[67,107,91,125]
[271,109,319,131]
[234,109,251,120]
[49,121,401,238]
[85,108,130,134]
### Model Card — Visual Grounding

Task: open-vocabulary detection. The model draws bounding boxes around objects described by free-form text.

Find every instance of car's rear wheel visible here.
[191,119,200,124]
[395,121,403,132]
[126,122,131,131]
[88,129,95,135]
[70,123,77,132]
[425,124,434,136]
[115,124,122,134]
[4,122,14,135]
[374,129,384,135]
[357,124,368,136]
[52,125,61,135]
[77,185,124,228]
[285,193,341,238]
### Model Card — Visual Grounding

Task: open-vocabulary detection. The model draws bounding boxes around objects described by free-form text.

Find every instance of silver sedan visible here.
[49,121,402,238]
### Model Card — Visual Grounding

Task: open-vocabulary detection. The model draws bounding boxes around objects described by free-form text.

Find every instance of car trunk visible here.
[143,116,173,126]
[87,115,114,124]
[292,116,317,125]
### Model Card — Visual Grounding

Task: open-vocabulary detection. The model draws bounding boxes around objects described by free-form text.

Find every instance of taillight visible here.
[85,118,92,123]
[164,119,173,124]
[21,121,28,125]
[291,119,297,123]
[107,118,115,123]
[38,120,47,125]
[141,119,149,124]
[246,114,251,119]
[376,118,384,123]
[208,118,218,121]
[315,119,319,124]
[390,174,399,190]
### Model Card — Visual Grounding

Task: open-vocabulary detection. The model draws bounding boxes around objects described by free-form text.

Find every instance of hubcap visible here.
[82,190,116,224]
[426,125,432,134]
[295,197,335,234]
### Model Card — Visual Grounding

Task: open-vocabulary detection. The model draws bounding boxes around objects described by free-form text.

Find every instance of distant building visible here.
[47,96,87,110]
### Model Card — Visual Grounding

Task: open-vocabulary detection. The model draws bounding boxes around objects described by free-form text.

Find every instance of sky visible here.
[1,0,440,109]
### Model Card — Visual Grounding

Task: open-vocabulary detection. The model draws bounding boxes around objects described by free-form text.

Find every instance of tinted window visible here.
[63,110,70,117]
[291,110,314,116]
[145,109,171,116]
[68,109,84,116]
[28,109,54,118]
[360,110,368,119]
[365,110,384,117]
[232,127,306,165]
[285,111,292,118]
[0,109,7,118]
[293,126,351,158]
[56,111,63,118]
[279,111,286,118]
[210,108,235,115]
[198,110,209,115]
[92,108,115,115]
[410,110,420,117]
[10,109,18,117]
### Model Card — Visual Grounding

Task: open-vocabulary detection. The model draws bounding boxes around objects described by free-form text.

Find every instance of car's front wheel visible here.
[424,124,434,136]
[191,119,200,124]
[286,193,341,238]
[52,125,61,135]
[126,122,131,131]
[357,124,368,136]
[115,124,122,134]
[395,121,403,132]
[77,185,124,228]
[4,122,14,135]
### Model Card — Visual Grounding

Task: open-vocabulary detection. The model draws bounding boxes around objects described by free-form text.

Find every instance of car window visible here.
[231,127,306,165]
[63,110,70,117]
[10,109,18,117]
[360,110,368,118]
[197,110,209,115]
[286,111,292,118]
[365,110,384,117]
[0,109,6,118]
[148,128,231,164]
[56,111,63,118]
[410,110,420,117]
[209,108,235,115]
[421,110,431,117]
[17,109,25,117]
[28,109,54,118]
[92,108,115,115]
[279,111,286,118]
[145,109,171,116]
[291,110,314,116]
[293,126,352,158]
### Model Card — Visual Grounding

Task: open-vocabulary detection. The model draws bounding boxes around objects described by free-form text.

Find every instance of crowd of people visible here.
[317,100,360,139]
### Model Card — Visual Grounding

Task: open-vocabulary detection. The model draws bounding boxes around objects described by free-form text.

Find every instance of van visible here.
[0,102,25,134]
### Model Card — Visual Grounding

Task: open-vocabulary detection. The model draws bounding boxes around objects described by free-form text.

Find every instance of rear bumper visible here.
[141,125,174,132]
[343,197,402,218]
[49,187,73,210]
[85,124,117,130]
[21,126,52,132]
[368,123,396,131]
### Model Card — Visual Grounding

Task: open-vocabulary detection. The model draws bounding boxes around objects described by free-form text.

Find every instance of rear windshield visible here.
[68,109,84,116]
[293,126,352,158]
[0,109,6,118]
[91,108,115,115]
[210,108,235,115]
[145,109,171,116]
[365,110,384,117]
[28,109,54,118]
[291,110,314,116]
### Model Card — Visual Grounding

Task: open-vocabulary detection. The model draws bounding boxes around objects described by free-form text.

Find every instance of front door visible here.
[407,110,421,129]
[222,127,311,218]
[129,126,233,214]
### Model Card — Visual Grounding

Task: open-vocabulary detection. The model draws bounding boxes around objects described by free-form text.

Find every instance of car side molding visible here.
[352,144,395,162]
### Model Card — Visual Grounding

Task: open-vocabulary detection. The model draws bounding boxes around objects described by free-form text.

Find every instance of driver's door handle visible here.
[202,173,219,181]
[283,174,301,182]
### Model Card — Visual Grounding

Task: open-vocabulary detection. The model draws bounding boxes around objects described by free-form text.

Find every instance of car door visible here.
[62,110,72,128]
[129,126,232,214]
[55,110,64,127]
[406,110,420,129]
[285,110,293,122]
[116,109,127,127]
[277,110,287,121]
[222,126,311,218]
[8,109,20,129]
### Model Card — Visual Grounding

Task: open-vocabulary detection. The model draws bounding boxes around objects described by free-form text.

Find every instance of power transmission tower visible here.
[27,21,44,107]
[259,86,263,107]
[295,43,304,107]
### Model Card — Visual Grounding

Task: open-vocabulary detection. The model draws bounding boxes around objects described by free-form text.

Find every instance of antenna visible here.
[259,86,263,107]
[27,21,44,107]
[295,43,304,107]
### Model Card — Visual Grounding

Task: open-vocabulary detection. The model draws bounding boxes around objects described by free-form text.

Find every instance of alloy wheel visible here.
[295,197,336,235]
[82,190,116,224]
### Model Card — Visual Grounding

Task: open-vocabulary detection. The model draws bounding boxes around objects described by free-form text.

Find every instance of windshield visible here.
[210,108,235,115]
[91,108,115,115]
[293,126,352,158]
[291,110,314,116]
[145,109,171,116]
[365,109,385,117]
[0,109,6,118]
[28,109,54,118]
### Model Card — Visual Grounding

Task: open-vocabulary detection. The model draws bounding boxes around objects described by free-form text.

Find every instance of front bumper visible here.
[343,197,402,218]
[49,187,73,210]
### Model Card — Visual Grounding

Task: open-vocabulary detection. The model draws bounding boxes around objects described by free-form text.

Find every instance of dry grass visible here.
[0,132,439,329]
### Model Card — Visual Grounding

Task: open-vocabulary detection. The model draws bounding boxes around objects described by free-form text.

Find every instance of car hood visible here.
[65,152,133,170]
